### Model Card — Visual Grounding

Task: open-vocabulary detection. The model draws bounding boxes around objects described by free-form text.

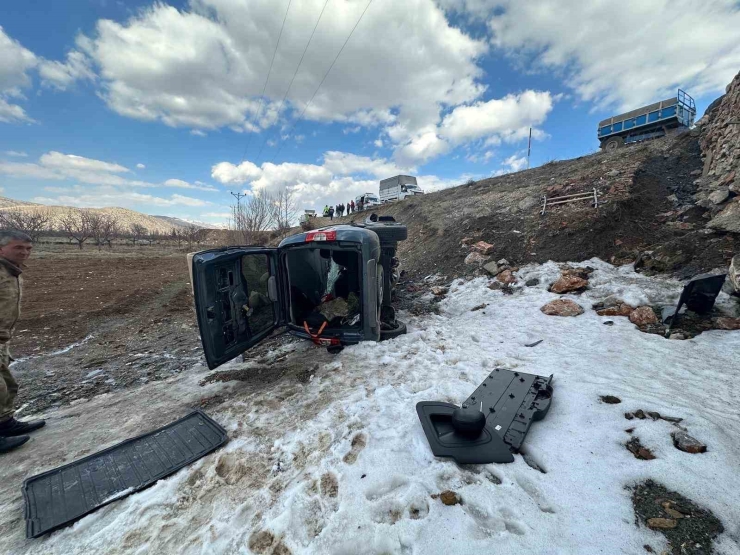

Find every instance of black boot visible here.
[0,418,46,437]
[0,435,30,453]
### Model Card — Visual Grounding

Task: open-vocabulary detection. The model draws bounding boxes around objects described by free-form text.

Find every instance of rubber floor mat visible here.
[22,409,228,539]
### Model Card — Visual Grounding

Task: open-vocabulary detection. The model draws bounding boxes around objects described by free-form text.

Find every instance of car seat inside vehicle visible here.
[285,247,362,330]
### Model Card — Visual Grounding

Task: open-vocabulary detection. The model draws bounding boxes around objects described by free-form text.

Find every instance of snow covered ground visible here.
[2,260,740,555]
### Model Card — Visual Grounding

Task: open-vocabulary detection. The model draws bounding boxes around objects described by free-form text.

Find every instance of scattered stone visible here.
[671,431,707,454]
[464,252,490,266]
[607,169,621,177]
[483,261,501,276]
[430,286,448,296]
[600,395,621,404]
[634,409,647,419]
[525,278,540,287]
[438,490,462,506]
[497,258,510,266]
[631,479,725,555]
[525,339,543,347]
[629,306,659,326]
[627,437,656,460]
[625,412,634,420]
[487,281,502,291]
[626,427,635,433]
[562,266,594,279]
[661,415,684,424]
[517,196,539,211]
[603,320,614,326]
[713,317,740,330]
[647,411,661,421]
[470,303,487,311]
[596,303,634,317]
[691,169,702,176]
[708,188,730,204]
[550,275,589,294]
[460,237,475,246]
[669,333,686,340]
[540,299,584,317]
[647,518,678,530]
[471,241,495,255]
[496,269,517,284]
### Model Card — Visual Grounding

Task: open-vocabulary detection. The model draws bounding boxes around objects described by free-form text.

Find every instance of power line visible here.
[239,0,293,164]
[253,0,331,164]
[263,0,374,164]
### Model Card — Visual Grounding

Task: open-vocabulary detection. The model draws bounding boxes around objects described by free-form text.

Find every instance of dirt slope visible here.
[315,128,738,281]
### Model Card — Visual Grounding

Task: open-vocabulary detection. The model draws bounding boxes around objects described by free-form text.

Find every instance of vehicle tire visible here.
[379,320,407,341]
[603,136,624,151]
[367,223,408,242]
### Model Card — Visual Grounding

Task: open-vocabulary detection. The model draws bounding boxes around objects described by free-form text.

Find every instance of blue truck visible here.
[598,89,696,151]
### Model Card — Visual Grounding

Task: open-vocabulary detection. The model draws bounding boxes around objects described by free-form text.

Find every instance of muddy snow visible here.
[2,260,739,555]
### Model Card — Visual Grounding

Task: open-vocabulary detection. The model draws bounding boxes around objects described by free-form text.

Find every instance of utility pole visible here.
[230,191,247,208]
[527,127,532,170]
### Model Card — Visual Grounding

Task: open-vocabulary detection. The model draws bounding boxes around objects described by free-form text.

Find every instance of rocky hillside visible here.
[313,71,740,281]
[0,196,202,234]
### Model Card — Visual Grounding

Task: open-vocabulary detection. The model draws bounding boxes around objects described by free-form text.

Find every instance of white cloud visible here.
[211,160,262,185]
[373,138,384,148]
[0,27,38,124]
[483,0,740,109]
[322,151,410,179]
[163,178,218,192]
[39,151,129,173]
[32,190,210,209]
[56,0,487,161]
[4,150,28,157]
[38,49,95,91]
[492,154,527,176]
[190,129,206,137]
[440,90,553,143]
[136,163,145,169]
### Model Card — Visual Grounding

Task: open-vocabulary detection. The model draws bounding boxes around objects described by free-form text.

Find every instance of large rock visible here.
[707,199,740,233]
[713,317,740,330]
[471,241,495,255]
[483,261,502,276]
[550,275,588,294]
[540,299,584,317]
[464,252,490,266]
[517,196,539,211]
[496,269,517,284]
[708,188,730,205]
[729,255,740,295]
[671,431,707,454]
[629,306,659,325]
[596,303,634,317]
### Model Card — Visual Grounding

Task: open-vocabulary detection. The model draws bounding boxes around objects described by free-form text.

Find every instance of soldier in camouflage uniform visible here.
[0,230,45,454]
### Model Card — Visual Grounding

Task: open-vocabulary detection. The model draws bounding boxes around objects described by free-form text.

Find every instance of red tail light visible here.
[306,230,337,242]
[314,337,340,346]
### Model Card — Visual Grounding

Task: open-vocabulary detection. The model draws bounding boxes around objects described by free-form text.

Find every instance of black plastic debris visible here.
[664,273,726,335]
[23,410,228,538]
[416,369,553,464]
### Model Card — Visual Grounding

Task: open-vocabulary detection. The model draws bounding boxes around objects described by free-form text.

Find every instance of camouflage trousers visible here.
[0,342,17,423]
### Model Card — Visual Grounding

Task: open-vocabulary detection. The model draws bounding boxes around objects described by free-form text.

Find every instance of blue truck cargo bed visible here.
[598,89,695,150]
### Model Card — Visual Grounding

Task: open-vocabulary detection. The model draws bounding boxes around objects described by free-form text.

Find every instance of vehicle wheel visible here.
[367,223,408,242]
[603,136,624,151]
[379,320,407,341]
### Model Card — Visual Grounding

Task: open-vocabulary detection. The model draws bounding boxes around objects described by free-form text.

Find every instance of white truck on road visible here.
[379,175,424,203]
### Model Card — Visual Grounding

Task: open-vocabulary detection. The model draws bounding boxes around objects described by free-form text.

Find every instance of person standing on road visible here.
[328,206,334,220]
[0,231,45,454]
[350,200,355,213]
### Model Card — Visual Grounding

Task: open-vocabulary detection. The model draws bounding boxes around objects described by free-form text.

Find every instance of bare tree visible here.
[88,213,119,250]
[0,208,52,242]
[170,227,184,248]
[231,190,274,244]
[182,225,205,250]
[271,188,298,232]
[129,223,147,246]
[59,209,93,250]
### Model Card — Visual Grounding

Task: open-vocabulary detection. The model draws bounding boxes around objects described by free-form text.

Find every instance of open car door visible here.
[191,247,285,369]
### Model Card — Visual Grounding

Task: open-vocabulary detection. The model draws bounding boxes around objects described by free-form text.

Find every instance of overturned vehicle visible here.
[189,215,407,369]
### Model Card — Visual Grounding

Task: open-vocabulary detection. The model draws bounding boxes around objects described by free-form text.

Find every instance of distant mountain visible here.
[151,215,227,230]
[0,196,217,234]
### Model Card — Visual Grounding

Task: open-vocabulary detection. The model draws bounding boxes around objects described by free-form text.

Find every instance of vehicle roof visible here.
[278,224,380,248]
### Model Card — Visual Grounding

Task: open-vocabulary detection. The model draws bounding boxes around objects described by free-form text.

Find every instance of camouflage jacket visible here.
[0,257,23,342]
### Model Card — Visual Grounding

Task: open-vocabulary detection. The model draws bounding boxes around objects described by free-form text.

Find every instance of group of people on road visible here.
[322,200,358,220]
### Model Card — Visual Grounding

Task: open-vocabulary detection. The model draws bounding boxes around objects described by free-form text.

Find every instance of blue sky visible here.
[1,0,739,225]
